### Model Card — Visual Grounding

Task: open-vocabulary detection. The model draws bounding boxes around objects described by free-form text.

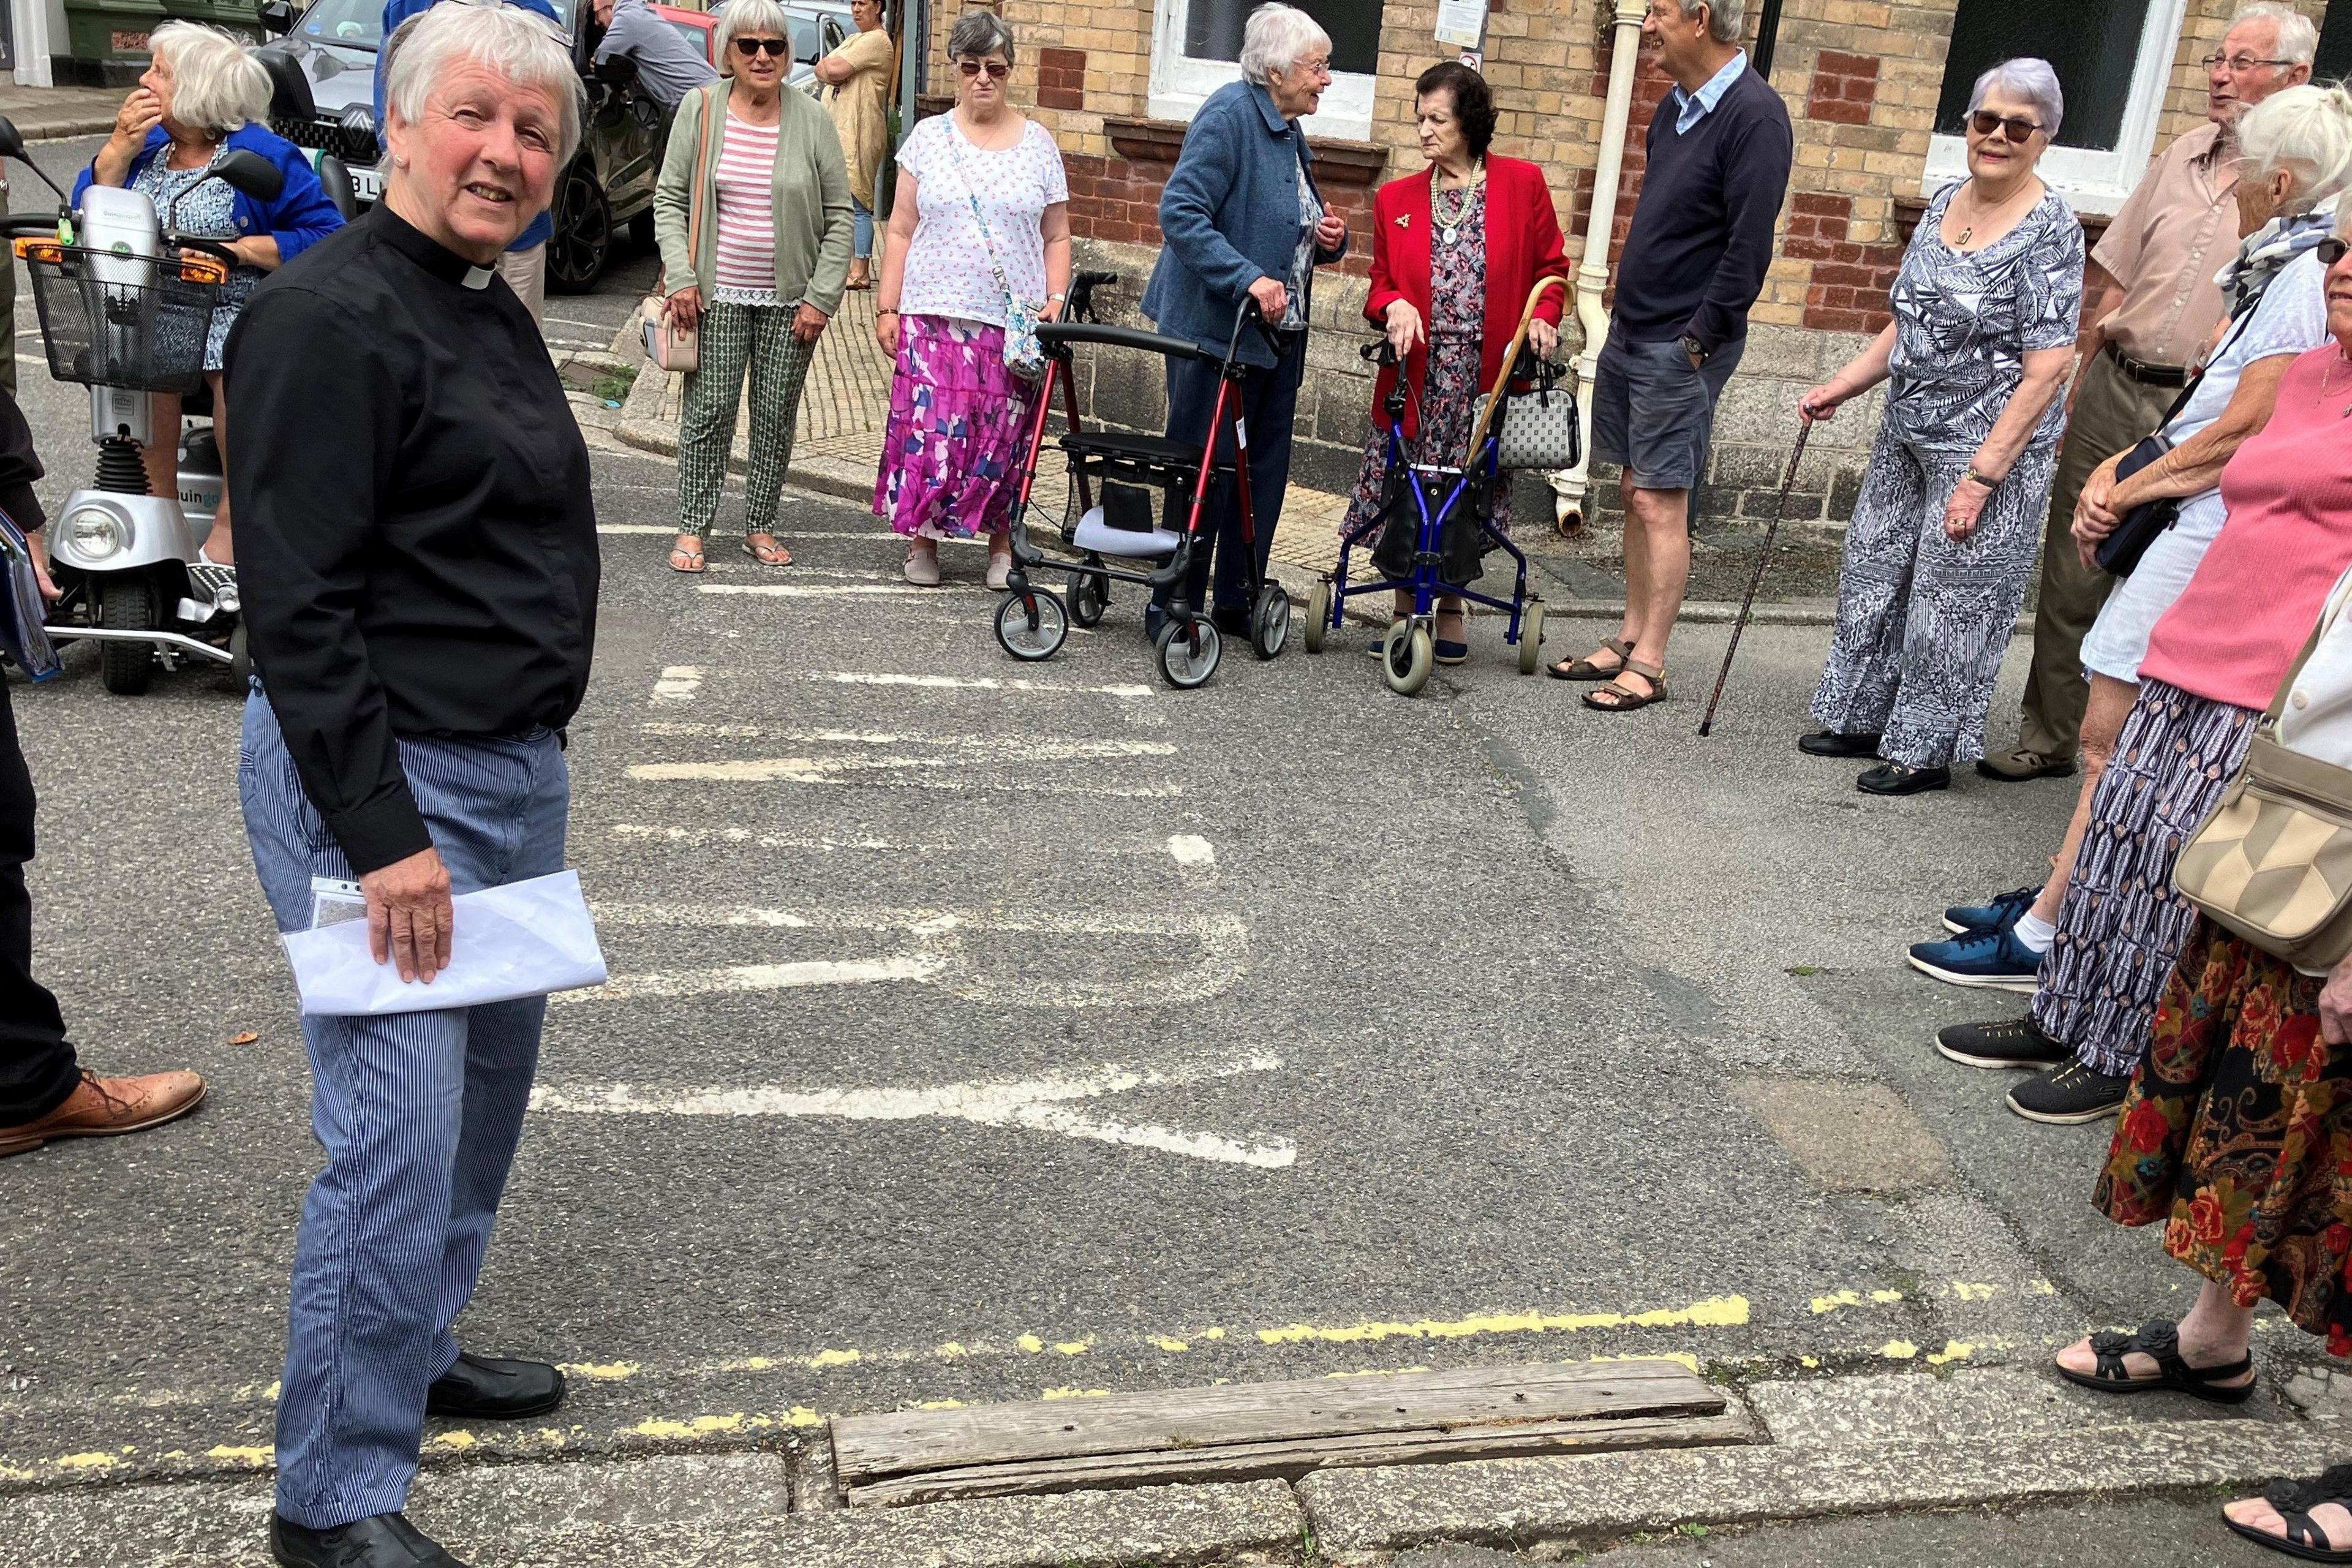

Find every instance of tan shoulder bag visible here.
[638,85,718,373]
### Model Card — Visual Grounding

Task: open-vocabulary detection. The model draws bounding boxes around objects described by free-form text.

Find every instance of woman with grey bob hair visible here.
[1968,57,2063,142]
[383,1,580,164]
[1238,1,1330,83]
[947,8,1016,66]
[78,20,343,600]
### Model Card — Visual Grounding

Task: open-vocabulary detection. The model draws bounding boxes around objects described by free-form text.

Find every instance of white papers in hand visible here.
[281,870,607,1017]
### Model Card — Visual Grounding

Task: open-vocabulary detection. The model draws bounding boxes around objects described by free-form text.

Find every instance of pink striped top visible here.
[712,112,780,299]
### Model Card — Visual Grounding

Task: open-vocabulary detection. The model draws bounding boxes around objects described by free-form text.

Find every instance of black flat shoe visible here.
[1798,729,1882,758]
[424,1351,565,1420]
[272,1512,467,1567]
[1857,763,1949,796]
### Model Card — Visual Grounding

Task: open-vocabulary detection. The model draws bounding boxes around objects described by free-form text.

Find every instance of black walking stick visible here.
[1697,414,1813,737]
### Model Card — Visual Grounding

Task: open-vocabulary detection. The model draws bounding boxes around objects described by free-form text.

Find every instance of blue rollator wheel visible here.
[1382,619,1433,697]
[1517,598,1546,676]
[1155,616,1222,689]
[994,589,1068,662]
[1304,578,1331,653]
[1250,582,1291,660]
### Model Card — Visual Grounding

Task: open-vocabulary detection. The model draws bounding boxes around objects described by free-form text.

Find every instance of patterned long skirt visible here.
[874,314,1041,540]
[2034,678,2261,1075]
[2097,918,2352,1352]
[1339,328,1513,546]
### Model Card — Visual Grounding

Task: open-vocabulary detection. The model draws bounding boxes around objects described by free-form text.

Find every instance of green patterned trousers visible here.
[676,300,816,539]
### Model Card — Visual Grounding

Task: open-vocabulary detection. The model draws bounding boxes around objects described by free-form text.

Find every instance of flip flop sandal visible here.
[1549,635,1634,682]
[1583,660,1667,712]
[744,537,793,566]
[2228,1466,2352,1562]
[2057,1319,2257,1404]
[668,543,706,575]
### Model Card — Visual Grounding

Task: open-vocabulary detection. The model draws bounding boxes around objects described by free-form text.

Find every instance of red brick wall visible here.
[1783,192,1903,333]
[1805,50,1880,126]
[1566,26,1674,296]
[1037,47,1086,113]
[1062,151,1378,279]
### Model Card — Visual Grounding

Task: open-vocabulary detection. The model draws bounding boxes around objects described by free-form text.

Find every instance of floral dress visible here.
[132,153,260,372]
[1340,179,1512,546]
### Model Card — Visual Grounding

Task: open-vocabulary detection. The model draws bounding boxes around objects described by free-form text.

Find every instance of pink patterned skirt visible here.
[873,314,1042,540]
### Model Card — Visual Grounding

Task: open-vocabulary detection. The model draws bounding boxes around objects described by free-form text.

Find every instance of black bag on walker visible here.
[1371,468,1493,587]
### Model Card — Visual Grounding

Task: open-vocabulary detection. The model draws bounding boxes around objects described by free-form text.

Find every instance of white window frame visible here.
[1920,0,2192,214]
[1147,0,1376,140]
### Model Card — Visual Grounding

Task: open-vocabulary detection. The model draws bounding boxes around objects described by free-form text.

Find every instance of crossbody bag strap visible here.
[941,124,1020,307]
[2260,573,2352,732]
[684,84,718,287]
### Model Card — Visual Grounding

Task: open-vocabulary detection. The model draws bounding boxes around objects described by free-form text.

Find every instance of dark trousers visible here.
[1156,333,1306,617]
[0,679,80,1125]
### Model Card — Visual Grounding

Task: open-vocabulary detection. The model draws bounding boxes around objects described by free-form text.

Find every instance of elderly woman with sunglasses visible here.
[873,9,1070,588]
[1799,58,2081,796]
[655,0,853,575]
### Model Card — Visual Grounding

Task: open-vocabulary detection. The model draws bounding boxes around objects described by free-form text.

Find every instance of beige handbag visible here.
[2174,567,2352,971]
[639,85,717,374]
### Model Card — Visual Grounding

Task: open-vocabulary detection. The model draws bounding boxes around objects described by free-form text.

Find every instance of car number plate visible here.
[349,165,383,203]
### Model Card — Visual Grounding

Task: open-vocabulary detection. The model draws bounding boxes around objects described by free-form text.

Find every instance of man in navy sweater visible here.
[1553,0,1792,710]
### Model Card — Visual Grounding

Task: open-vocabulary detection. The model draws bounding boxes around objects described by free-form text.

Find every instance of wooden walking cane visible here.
[1697,413,1813,737]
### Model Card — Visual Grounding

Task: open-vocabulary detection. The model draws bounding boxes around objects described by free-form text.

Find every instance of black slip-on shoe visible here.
[424,1352,565,1420]
[271,1513,467,1568]
[2007,1059,2131,1124]
[1936,1015,2068,1069]
[1976,748,2078,782]
[1858,763,1950,796]
[1798,729,1883,758]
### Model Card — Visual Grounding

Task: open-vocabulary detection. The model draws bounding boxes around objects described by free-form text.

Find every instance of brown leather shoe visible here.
[1976,747,2078,782]
[0,1069,207,1156]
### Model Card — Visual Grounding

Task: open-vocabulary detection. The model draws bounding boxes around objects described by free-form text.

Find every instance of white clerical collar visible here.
[462,266,494,290]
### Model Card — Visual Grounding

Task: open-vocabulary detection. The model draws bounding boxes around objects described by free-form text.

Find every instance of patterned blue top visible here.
[1885,183,2084,453]
[132,153,259,373]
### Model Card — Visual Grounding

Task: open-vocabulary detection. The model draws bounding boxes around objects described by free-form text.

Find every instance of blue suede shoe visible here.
[1942,885,2037,936]
[1907,925,2043,993]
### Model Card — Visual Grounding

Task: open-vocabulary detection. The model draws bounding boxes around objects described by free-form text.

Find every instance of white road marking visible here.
[602,823,1190,859]
[625,756,1176,796]
[699,584,935,599]
[530,1055,1295,1169]
[639,723,1177,760]
[651,666,704,704]
[590,954,948,1000]
[1167,834,1216,866]
[595,526,996,545]
[812,671,1153,698]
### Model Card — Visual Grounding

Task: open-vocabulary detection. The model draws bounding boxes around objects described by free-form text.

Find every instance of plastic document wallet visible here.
[281,869,608,1017]
[0,510,59,682]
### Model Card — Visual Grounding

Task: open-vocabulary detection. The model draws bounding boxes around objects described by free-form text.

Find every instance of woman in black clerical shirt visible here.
[222,6,600,1565]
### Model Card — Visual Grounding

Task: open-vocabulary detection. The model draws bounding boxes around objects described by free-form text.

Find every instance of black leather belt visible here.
[2103,342,2191,388]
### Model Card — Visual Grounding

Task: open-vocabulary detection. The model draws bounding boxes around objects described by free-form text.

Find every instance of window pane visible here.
[1933,0,2147,152]
[2321,5,2352,85]
[1183,0,1383,78]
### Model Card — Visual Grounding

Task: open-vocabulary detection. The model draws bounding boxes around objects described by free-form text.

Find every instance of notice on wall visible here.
[1434,0,1488,49]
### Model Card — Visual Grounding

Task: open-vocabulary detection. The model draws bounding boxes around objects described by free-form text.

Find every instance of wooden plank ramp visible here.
[829,1357,1756,1507]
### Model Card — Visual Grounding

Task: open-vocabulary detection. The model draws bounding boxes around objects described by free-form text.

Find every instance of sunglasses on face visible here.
[1969,110,2043,143]
[956,58,1010,78]
[2320,237,2350,267]
[732,36,790,57]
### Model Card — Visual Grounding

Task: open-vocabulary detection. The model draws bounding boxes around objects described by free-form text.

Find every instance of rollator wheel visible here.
[1155,616,1223,690]
[1305,578,1331,654]
[1068,565,1108,628]
[1250,582,1291,660]
[1517,598,1546,677]
[1383,620,1433,697]
[993,589,1068,662]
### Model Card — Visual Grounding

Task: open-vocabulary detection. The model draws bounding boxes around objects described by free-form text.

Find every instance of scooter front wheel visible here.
[96,577,156,696]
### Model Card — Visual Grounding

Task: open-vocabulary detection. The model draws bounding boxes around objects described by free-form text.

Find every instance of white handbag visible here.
[1472,360,1580,471]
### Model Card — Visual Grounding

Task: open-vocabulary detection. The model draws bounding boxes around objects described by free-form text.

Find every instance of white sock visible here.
[2012,911,2056,954]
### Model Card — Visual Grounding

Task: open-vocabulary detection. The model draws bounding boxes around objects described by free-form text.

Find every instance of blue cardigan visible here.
[1141,80,1346,369]
[74,123,345,263]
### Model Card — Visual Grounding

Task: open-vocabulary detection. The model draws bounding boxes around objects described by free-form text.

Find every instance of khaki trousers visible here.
[2012,349,2180,761]
[495,243,546,330]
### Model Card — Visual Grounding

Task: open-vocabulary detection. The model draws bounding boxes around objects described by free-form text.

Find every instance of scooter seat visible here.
[1060,431,1227,478]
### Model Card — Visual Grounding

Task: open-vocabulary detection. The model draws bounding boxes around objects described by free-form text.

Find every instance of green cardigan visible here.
[654,81,854,314]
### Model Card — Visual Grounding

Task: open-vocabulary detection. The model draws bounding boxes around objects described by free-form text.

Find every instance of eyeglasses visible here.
[1295,56,1333,78]
[731,36,790,56]
[1969,110,2043,143]
[2320,236,2349,267]
[956,58,1011,78]
[2202,53,2295,74]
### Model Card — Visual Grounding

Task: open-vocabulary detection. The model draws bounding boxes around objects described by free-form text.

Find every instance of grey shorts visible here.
[1591,330,1744,492]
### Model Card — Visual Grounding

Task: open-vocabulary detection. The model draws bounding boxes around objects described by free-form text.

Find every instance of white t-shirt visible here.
[897,113,1068,328]
[2163,248,2332,538]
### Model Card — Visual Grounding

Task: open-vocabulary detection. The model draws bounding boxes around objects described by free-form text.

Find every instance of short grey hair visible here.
[1969,56,2064,141]
[385,1,581,165]
[2227,2,2320,67]
[2238,82,2352,213]
[148,22,271,135]
[715,0,794,74]
[1238,3,1330,85]
[1674,0,1745,45]
[947,9,1014,64]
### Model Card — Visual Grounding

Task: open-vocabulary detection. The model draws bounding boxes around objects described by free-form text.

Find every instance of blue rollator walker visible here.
[1308,276,1575,696]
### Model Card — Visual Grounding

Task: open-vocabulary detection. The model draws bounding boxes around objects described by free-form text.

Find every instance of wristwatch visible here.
[1963,464,2002,488]
[1678,333,1708,365]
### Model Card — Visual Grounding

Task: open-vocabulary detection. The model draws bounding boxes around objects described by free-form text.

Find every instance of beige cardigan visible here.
[654,80,854,314]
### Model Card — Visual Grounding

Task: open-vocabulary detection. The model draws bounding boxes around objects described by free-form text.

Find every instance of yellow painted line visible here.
[1877,1340,1920,1360]
[1254,1294,1750,1346]
[1040,1387,1112,1401]
[1926,1340,1977,1366]
[560,1361,641,1381]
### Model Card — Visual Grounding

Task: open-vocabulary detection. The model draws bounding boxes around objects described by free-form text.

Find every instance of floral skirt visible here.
[873,314,1041,540]
[2097,917,2352,1352]
[1338,328,1512,543]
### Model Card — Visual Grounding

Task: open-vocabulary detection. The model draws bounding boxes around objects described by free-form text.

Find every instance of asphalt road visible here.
[0,150,2302,1563]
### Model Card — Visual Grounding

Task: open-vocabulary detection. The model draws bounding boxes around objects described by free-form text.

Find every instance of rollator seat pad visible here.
[1071,506,1182,559]
[1059,430,1226,478]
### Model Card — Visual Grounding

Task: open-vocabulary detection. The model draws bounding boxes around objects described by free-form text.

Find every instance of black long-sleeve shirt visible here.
[0,386,45,532]
[225,206,599,874]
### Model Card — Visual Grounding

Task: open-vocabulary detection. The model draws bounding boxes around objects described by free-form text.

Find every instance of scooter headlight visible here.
[64,506,126,560]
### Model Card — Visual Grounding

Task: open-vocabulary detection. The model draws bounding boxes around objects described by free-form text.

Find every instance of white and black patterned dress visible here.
[1809,184,2083,770]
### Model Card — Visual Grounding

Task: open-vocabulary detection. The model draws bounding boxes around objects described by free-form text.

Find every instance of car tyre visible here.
[548,160,612,295]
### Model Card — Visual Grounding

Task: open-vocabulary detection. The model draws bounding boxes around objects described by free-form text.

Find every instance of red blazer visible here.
[1363,156,1570,439]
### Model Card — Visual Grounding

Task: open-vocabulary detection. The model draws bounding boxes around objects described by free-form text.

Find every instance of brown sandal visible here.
[1549,635,1634,682]
[1583,659,1667,712]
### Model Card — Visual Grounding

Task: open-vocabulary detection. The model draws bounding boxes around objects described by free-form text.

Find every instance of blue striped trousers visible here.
[238,690,570,1529]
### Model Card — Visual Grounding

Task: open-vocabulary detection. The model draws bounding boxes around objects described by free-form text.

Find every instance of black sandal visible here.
[2228,1466,2352,1562]
[2056,1319,2256,1404]
[1548,635,1632,681]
